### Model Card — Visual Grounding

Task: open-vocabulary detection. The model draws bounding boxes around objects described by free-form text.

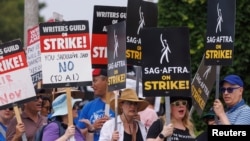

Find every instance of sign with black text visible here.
[107,21,127,91]
[126,0,158,65]
[141,27,191,97]
[26,25,42,84]
[39,20,92,88]
[91,5,126,68]
[205,0,236,65]
[0,39,36,109]
[192,55,216,115]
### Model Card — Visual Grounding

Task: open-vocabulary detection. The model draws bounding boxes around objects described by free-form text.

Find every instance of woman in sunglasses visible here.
[146,96,196,141]
[99,88,149,141]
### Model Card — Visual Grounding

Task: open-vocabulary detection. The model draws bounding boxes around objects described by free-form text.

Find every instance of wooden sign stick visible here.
[13,105,27,141]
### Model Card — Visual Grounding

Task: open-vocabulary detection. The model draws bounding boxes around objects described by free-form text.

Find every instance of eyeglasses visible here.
[6,108,13,111]
[220,87,241,93]
[171,100,187,107]
[123,101,138,106]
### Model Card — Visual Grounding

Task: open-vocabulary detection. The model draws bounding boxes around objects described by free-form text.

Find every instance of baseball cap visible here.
[92,69,107,77]
[201,108,216,124]
[220,74,243,87]
[202,108,215,120]
[51,94,81,117]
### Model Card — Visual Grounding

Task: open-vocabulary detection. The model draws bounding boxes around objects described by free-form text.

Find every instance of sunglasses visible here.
[220,87,241,93]
[171,100,187,107]
[6,108,13,111]
[123,101,138,106]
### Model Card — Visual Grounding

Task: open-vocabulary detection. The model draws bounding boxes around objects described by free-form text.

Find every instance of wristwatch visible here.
[158,133,165,139]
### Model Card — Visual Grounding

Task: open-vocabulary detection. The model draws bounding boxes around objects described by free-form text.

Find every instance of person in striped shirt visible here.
[213,74,250,125]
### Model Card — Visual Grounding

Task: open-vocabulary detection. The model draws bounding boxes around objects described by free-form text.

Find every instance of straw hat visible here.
[110,88,149,114]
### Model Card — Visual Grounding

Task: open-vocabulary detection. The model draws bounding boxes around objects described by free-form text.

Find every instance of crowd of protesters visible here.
[1,71,250,141]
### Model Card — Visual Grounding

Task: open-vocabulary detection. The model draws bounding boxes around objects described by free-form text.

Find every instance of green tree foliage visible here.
[0,0,46,44]
[158,0,250,134]
[0,1,24,43]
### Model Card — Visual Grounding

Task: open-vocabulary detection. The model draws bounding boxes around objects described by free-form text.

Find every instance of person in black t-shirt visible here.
[147,96,196,141]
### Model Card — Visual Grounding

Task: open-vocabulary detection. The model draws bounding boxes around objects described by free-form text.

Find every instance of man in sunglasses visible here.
[6,95,48,141]
[213,74,250,125]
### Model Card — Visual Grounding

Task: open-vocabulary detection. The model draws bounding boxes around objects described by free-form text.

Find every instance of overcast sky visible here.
[39,0,127,22]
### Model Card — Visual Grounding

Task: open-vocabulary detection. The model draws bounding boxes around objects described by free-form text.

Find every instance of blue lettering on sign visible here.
[59,61,74,72]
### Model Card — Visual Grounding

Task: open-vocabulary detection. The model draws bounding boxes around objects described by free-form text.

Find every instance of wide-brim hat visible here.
[51,94,81,117]
[110,88,149,114]
[170,96,192,110]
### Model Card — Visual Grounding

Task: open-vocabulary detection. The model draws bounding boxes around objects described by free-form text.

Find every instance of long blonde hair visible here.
[160,108,196,138]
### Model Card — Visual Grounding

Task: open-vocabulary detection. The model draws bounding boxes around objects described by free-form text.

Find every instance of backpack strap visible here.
[52,120,66,136]
[34,120,66,141]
